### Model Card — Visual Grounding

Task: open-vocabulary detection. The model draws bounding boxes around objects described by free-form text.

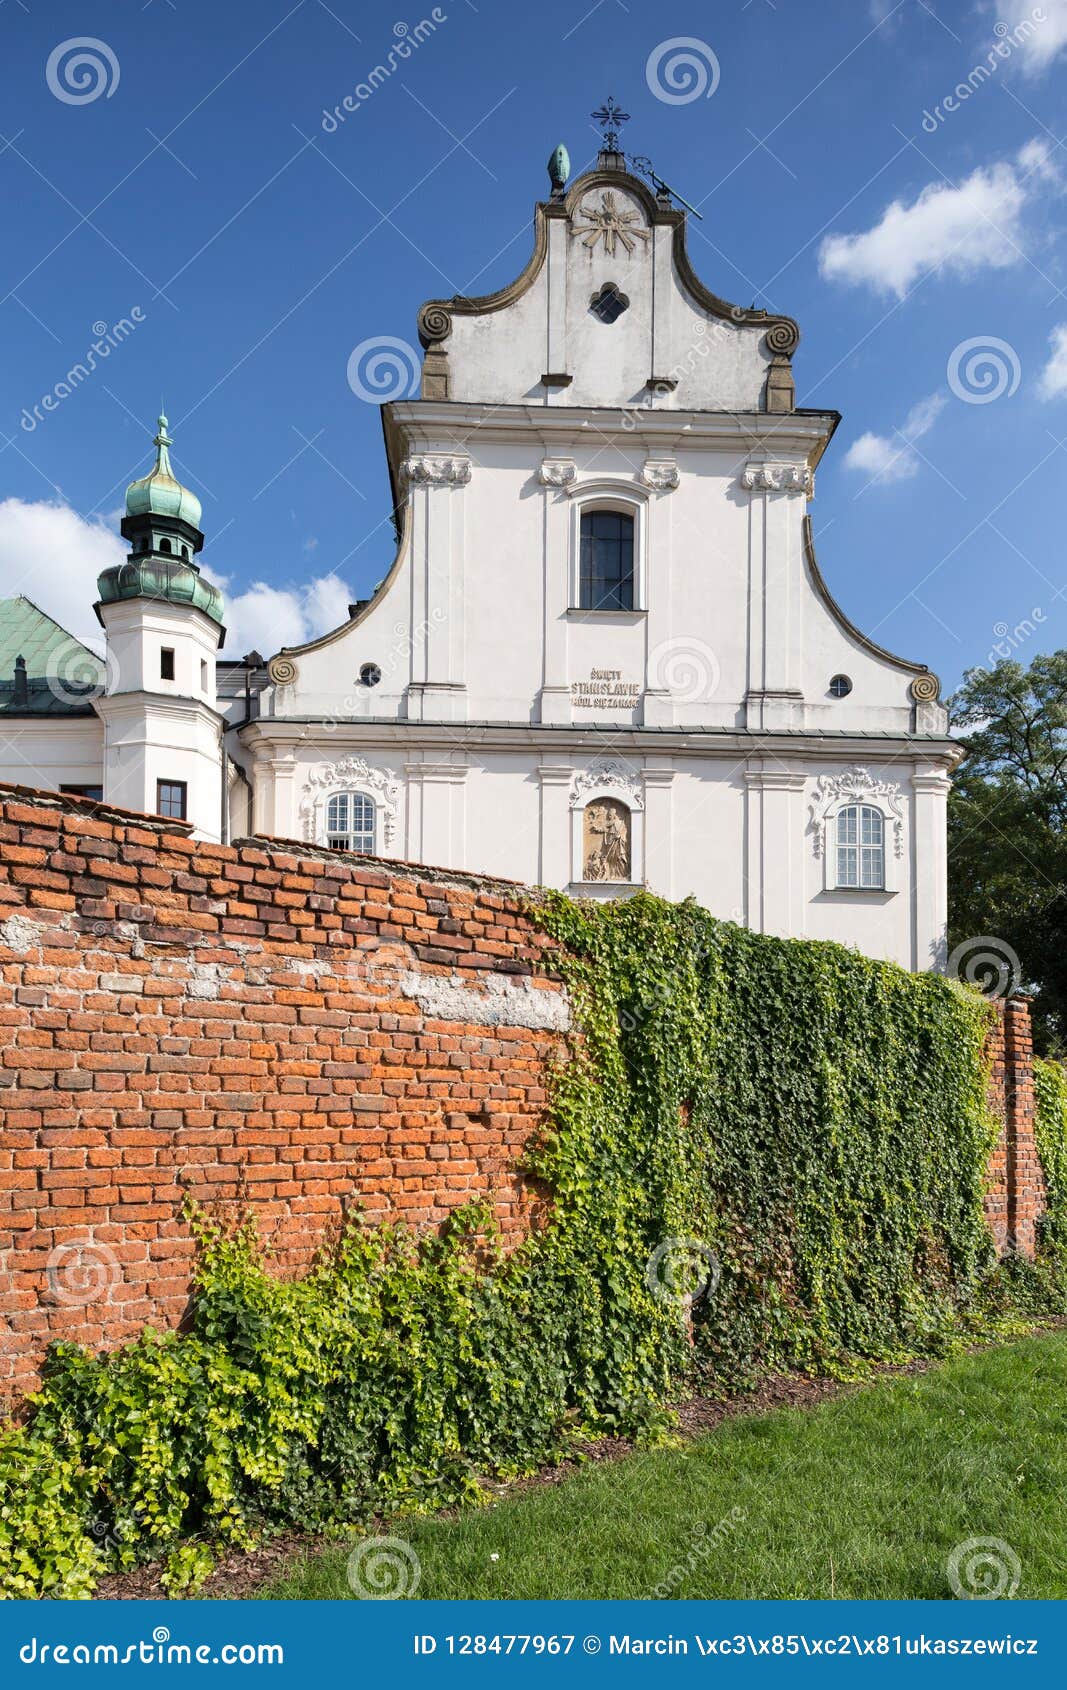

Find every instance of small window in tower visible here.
[829,674,852,699]
[200,659,208,691]
[156,780,187,821]
[589,283,629,325]
[359,662,382,687]
[182,545,190,560]
[160,538,172,554]
[160,647,176,681]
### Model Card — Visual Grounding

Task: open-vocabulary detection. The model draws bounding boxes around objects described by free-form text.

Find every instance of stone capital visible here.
[741,459,813,496]
[402,454,472,487]
[538,457,577,488]
[640,459,679,492]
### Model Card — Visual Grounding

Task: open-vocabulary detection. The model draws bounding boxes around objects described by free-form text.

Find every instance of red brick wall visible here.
[984,995,1046,1256]
[0,785,1049,1410]
[0,786,568,1406]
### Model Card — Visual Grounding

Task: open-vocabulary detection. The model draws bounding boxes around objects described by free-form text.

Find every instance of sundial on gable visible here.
[571,190,650,257]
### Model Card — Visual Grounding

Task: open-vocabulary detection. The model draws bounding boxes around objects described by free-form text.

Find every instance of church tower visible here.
[94,413,225,839]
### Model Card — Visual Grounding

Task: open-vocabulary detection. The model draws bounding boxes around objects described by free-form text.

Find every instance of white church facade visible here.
[0,136,959,972]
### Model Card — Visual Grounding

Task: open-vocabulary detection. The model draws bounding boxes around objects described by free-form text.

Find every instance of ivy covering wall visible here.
[1034,1057,1067,1257]
[0,895,1021,1598]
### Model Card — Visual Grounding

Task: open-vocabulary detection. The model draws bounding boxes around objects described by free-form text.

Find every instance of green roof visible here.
[0,596,104,715]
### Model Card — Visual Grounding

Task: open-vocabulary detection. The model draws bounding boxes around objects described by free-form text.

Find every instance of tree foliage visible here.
[949,653,1067,1052]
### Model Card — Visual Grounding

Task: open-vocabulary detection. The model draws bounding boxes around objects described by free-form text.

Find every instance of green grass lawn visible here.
[257,1333,1067,1601]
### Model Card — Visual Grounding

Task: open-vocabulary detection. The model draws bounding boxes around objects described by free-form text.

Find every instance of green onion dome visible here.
[125,413,203,530]
[96,555,224,624]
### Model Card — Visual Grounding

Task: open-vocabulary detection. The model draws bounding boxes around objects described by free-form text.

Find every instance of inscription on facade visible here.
[571,668,641,708]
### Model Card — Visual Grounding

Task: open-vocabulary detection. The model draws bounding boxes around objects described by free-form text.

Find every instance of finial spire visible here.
[152,408,173,476]
[591,96,630,154]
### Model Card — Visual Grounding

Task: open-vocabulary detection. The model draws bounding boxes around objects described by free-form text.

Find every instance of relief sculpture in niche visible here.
[583,798,631,883]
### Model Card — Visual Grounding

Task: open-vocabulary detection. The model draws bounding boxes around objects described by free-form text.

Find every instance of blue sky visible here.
[2,0,1067,684]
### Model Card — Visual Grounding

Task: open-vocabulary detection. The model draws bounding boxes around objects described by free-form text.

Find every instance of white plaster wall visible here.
[441,180,771,411]
[0,718,103,796]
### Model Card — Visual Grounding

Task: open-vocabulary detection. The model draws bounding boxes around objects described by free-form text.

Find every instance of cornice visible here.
[92,691,224,727]
[238,717,963,769]
[386,400,836,456]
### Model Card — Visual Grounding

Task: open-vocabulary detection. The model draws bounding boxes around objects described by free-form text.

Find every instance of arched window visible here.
[579,509,634,611]
[836,804,884,889]
[159,538,172,554]
[325,791,376,854]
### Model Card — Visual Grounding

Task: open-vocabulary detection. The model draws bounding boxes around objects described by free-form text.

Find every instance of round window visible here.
[829,674,852,699]
[359,662,382,688]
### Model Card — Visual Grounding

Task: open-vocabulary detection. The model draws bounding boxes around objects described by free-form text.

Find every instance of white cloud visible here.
[843,392,947,484]
[1038,322,1067,398]
[219,573,353,656]
[0,498,122,655]
[818,140,1055,297]
[1002,0,1067,73]
[0,498,351,662]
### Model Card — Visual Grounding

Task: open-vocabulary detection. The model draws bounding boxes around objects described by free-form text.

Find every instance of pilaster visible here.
[641,765,675,895]
[912,766,951,971]
[743,762,807,937]
[742,455,811,730]
[537,762,573,887]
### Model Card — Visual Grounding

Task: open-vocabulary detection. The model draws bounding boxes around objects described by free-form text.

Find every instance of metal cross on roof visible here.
[591,96,630,151]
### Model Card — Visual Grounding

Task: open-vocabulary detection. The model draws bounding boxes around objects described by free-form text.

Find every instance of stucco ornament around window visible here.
[741,461,813,496]
[571,190,650,256]
[401,455,472,486]
[300,756,401,849]
[570,760,644,811]
[810,767,905,860]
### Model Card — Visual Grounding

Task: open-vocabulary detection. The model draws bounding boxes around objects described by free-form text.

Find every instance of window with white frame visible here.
[578,509,635,611]
[835,803,884,889]
[325,790,376,854]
